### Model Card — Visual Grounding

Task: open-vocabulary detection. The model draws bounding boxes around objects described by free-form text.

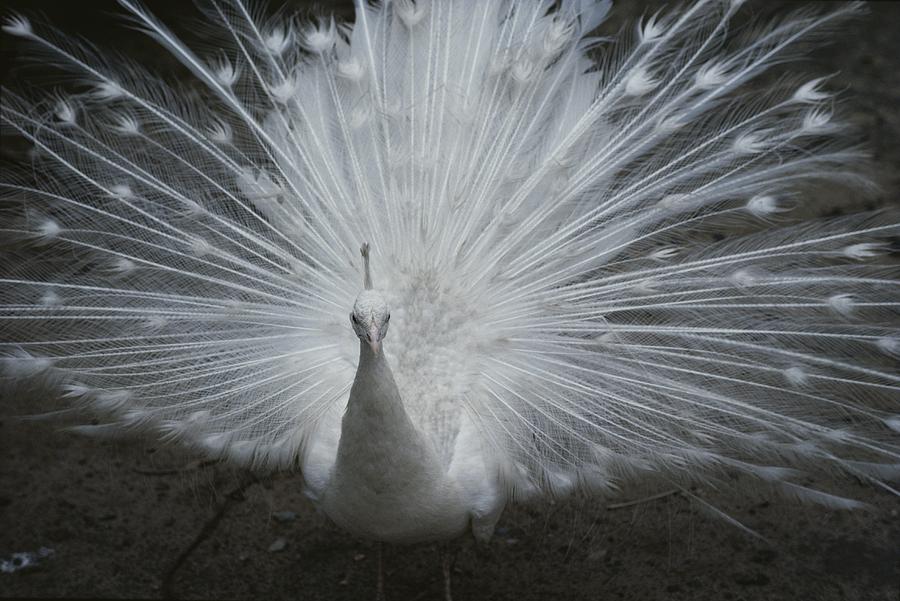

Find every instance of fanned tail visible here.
[1,0,898,506]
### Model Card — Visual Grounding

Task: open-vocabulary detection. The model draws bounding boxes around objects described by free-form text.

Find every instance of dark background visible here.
[1,1,898,600]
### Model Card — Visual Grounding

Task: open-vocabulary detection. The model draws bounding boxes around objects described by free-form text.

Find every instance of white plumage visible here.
[1,0,898,594]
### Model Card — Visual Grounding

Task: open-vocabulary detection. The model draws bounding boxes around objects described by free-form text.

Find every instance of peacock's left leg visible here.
[376,542,386,601]
[439,543,457,601]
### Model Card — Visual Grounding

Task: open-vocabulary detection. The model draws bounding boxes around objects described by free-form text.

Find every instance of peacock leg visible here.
[376,541,386,601]
[439,543,457,601]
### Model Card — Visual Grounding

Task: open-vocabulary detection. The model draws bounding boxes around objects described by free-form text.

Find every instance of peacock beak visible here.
[367,326,381,355]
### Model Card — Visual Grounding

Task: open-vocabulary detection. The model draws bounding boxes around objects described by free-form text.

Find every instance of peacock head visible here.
[350,243,390,355]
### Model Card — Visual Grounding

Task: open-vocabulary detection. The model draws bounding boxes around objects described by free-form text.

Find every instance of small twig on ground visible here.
[161,474,258,599]
[606,489,680,510]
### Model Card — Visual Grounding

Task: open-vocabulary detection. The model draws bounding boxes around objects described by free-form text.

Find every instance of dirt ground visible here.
[1,1,899,600]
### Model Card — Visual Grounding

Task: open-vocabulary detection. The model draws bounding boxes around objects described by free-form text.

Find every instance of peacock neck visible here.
[322,340,465,543]
[334,341,432,475]
[348,341,407,415]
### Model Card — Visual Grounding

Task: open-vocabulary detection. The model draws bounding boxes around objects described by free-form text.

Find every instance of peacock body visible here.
[1,0,898,569]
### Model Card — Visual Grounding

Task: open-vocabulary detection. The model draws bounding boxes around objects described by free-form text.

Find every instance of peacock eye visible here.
[350,313,358,324]
[385,313,390,322]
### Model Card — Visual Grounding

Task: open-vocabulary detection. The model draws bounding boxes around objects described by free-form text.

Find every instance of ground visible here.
[1,1,898,600]
[2,421,898,600]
